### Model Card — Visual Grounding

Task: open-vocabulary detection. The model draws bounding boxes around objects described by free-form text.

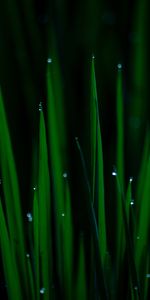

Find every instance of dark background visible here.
[0,0,149,297]
[0,0,139,200]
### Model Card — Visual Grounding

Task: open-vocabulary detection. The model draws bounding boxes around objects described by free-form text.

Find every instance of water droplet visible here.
[92,54,95,59]
[33,187,36,191]
[130,200,134,206]
[40,288,46,294]
[61,213,65,217]
[26,253,30,258]
[47,58,52,64]
[39,102,42,112]
[75,136,78,141]
[117,63,122,70]
[146,274,150,278]
[63,172,67,178]
[112,171,117,176]
[137,236,140,240]
[27,213,33,222]
[134,286,138,290]
[129,177,133,183]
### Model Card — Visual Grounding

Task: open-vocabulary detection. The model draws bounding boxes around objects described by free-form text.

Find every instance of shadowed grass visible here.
[0,90,30,298]
[0,199,22,300]
[74,238,87,300]
[90,56,107,266]
[37,110,52,299]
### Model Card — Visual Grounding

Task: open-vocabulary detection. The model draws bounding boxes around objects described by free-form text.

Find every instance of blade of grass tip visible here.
[33,189,40,300]
[115,65,126,284]
[0,199,22,300]
[0,91,29,297]
[74,237,87,300]
[47,54,66,288]
[91,56,107,266]
[75,137,109,300]
[38,109,52,299]
[135,155,150,285]
[114,169,141,299]
[61,175,73,299]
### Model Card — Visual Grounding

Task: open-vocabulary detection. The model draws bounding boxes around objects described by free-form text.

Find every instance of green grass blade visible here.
[91,57,107,265]
[38,110,52,299]
[75,137,109,300]
[114,174,141,299]
[0,200,22,300]
[47,54,67,287]
[26,256,35,300]
[74,238,87,300]
[135,154,150,281]
[115,67,126,283]
[33,189,40,300]
[0,90,29,297]
[61,177,73,299]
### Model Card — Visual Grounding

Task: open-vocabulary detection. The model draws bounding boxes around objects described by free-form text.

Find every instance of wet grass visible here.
[0,53,150,300]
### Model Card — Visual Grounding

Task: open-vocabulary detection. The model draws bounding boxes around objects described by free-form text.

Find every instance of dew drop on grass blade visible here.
[46,47,67,288]
[115,66,126,283]
[135,155,150,282]
[38,110,52,299]
[61,177,73,299]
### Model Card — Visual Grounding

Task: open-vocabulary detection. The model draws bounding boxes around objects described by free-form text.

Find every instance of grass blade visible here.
[90,56,107,265]
[38,110,52,299]
[0,200,22,300]
[0,90,29,297]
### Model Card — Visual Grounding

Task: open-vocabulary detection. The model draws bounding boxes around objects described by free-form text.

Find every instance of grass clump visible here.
[0,54,150,300]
